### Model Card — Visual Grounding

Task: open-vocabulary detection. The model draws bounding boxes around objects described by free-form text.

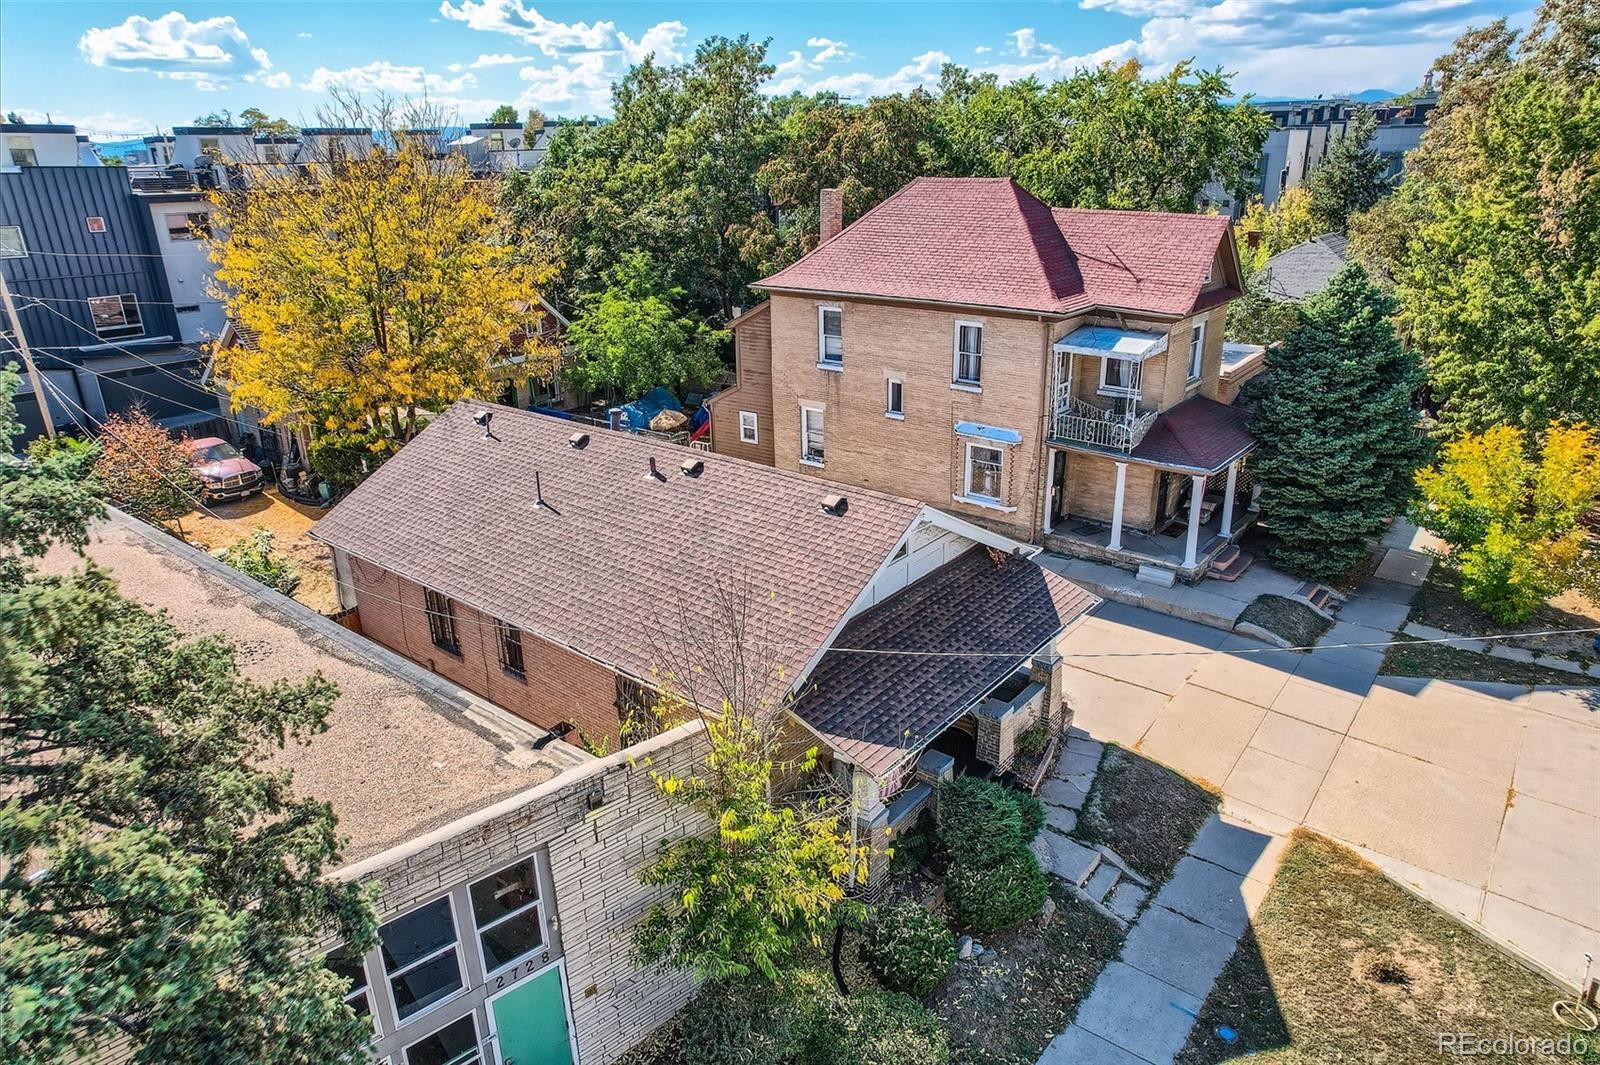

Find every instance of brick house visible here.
[707,177,1269,581]
[70,509,704,1065]
[311,400,1098,882]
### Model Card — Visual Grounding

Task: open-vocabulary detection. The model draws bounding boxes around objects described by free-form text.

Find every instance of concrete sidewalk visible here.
[1039,814,1285,1065]
[1057,600,1600,991]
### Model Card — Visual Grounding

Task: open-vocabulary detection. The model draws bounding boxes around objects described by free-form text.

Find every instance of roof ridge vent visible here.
[680,457,704,478]
[568,431,590,449]
[820,493,849,516]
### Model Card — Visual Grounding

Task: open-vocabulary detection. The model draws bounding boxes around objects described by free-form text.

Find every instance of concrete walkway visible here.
[1039,814,1284,1065]
[1055,599,1600,991]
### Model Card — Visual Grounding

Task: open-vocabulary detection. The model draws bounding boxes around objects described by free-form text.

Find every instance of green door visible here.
[490,965,575,1065]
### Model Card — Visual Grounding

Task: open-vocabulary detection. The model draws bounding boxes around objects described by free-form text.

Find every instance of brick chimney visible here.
[819,187,843,243]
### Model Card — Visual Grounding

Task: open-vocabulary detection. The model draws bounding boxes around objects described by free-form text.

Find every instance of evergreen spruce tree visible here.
[1245,264,1429,581]
[1306,110,1391,233]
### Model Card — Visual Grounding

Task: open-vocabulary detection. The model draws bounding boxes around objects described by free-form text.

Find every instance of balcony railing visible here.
[1052,396,1158,452]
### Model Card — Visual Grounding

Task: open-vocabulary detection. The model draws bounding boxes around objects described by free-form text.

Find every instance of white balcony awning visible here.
[954,421,1024,445]
[1054,325,1168,361]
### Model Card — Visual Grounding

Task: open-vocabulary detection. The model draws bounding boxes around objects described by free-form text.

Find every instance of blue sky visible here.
[1,1,1537,139]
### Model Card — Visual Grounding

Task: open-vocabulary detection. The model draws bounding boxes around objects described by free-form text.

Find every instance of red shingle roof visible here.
[794,547,1099,778]
[1130,396,1256,472]
[758,177,1232,318]
[311,403,925,708]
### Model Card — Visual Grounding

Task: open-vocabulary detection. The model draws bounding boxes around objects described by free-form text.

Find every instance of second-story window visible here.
[495,618,526,678]
[469,856,547,975]
[1188,321,1206,382]
[378,896,464,1022]
[423,588,459,653]
[954,322,983,385]
[1100,356,1137,396]
[324,944,374,1030]
[886,378,904,418]
[818,307,843,366]
[9,136,38,167]
[801,406,825,466]
[738,410,758,444]
[964,443,1005,503]
[87,295,143,340]
[165,212,211,242]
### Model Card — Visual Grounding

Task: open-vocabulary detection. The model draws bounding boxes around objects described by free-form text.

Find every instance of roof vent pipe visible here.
[680,457,704,478]
[647,456,666,482]
[821,493,849,516]
[473,409,498,441]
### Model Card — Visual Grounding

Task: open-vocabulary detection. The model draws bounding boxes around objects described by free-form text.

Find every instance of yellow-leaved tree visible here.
[209,97,558,442]
[1236,186,1321,275]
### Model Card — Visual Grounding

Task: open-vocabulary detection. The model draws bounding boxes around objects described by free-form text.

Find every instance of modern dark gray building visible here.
[0,156,223,445]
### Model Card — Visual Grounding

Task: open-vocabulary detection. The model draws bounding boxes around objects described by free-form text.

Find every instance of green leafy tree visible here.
[1225,267,1301,345]
[1376,3,1600,433]
[1236,187,1321,274]
[1246,264,1429,580]
[567,252,727,397]
[213,528,301,597]
[0,370,376,1064]
[93,408,202,531]
[487,104,518,125]
[239,107,296,135]
[522,108,546,141]
[1305,110,1392,233]
[633,578,866,983]
[1412,422,1600,623]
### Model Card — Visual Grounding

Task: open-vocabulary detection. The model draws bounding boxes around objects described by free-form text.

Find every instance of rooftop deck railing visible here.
[1051,395,1157,452]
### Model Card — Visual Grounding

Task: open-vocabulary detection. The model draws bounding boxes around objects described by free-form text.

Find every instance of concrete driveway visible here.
[1056,600,1600,989]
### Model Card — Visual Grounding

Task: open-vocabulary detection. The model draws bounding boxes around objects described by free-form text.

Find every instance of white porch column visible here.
[1220,460,1239,537]
[1184,473,1205,568]
[1108,461,1128,552]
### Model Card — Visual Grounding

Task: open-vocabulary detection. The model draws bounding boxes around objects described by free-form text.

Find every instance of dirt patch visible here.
[1074,744,1219,886]
[1382,635,1598,688]
[1238,594,1331,650]
[1410,564,1600,665]
[176,488,339,614]
[1178,830,1599,1064]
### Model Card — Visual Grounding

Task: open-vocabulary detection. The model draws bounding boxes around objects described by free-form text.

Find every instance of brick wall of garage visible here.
[348,556,626,747]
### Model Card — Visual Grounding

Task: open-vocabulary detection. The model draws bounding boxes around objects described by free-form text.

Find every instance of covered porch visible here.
[790,546,1100,885]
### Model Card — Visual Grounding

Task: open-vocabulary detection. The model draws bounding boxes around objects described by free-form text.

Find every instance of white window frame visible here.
[402,1009,482,1065]
[378,892,468,1027]
[1188,321,1206,383]
[1098,356,1138,398]
[961,441,1006,505]
[800,404,825,467]
[325,944,379,1037]
[952,320,983,388]
[1204,259,1214,285]
[0,225,26,259]
[738,410,758,444]
[885,377,904,420]
[817,305,843,369]
[469,854,550,981]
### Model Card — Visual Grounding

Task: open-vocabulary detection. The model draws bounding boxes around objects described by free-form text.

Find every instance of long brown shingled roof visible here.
[311,402,924,708]
[794,547,1099,778]
[758,177,1234,318]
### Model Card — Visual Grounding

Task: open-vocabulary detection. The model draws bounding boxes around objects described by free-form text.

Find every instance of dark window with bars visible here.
[423,588,458,653]
[495,619,526,678]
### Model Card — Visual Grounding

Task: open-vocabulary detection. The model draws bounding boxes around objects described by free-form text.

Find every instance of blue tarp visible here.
[610,387,683,433]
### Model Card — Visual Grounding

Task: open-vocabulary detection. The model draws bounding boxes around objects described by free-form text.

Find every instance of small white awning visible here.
[954,421,1023,445]
[1054,325,1168,361]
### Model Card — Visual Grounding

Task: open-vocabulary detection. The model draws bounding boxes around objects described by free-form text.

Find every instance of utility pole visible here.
[0,269,54,438]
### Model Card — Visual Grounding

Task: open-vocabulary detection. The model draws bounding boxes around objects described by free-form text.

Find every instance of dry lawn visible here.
[1178,831,1600,1064]
[176,488,339,613]
[1075,744,1220,885]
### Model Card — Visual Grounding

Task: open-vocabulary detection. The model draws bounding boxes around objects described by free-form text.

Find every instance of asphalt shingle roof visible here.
[1262,233,1349,303]
[794,547,1099,778]
[1130,396,1256,472]
[758,177,1235,318]
[311,402,924,708]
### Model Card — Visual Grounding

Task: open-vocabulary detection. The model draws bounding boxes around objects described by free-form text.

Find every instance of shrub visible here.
[679,972,827,1065]
[889,810,936,874]
[936,776,1021,869]
[859,901,956,996]
[1015,720,1050,757]
[803,990,950,1065]
[213,529,300,597]
[1013,789,1046,844]
[946,850,1048,932]
[308,428,396,490]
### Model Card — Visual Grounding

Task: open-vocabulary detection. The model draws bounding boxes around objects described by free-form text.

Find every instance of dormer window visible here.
[818,306,842,367]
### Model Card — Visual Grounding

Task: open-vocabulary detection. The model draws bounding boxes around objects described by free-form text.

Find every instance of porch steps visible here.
[1135,563,1177,587]
[1064,847,1152,930]
[1204,545,1255,582]
[1292,581,1342,619]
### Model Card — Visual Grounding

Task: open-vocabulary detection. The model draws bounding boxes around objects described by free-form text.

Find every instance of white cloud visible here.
[804,51,951,99]
[302,61,479,95]
[1010,28,1038,57]
[438,0,687,114]
[805,37,857,64]
[263,71,292,89]
[78,11,272,84]
[974,45,992,55]
[767,35,864,94]
[447,52,536,72]
[297,31,314,39]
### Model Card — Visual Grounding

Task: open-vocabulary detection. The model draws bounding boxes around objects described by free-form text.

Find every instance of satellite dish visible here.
[509,137,521,149]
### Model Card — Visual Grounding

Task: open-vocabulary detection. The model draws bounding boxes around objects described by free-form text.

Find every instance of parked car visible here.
[183,437,265,502]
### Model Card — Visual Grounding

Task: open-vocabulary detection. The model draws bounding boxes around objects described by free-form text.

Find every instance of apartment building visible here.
[709,177,1267,582]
